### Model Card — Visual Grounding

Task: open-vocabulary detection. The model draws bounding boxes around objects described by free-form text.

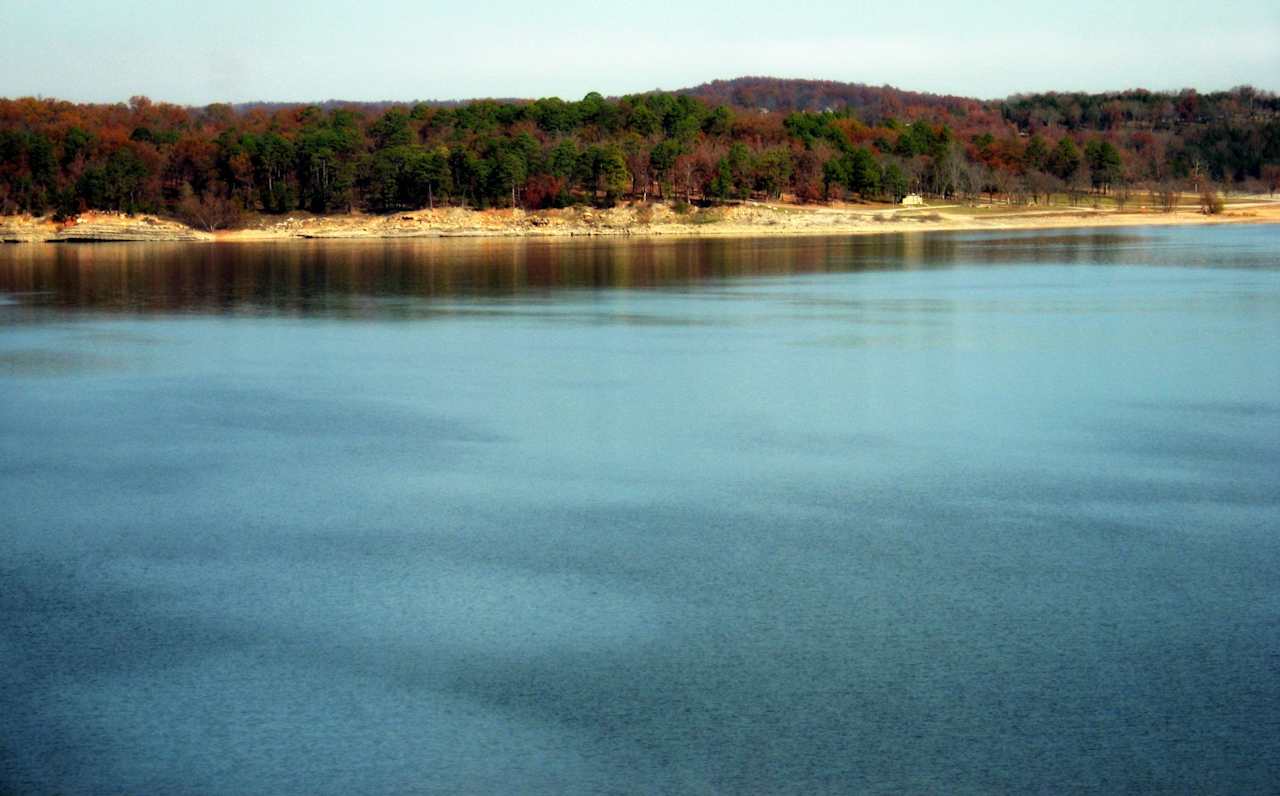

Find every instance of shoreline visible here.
[2,200,1278,244]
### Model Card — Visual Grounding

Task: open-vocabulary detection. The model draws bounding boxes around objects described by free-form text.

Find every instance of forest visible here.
[1,77,1278,228]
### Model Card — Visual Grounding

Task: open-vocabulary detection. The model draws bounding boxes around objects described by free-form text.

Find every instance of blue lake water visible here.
[2,226,1279,793]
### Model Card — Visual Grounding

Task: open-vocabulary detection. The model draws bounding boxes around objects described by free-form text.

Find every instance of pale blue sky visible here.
[2,0,1276,104]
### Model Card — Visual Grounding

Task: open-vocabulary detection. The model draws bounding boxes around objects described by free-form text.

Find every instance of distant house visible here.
[900,194,924,206]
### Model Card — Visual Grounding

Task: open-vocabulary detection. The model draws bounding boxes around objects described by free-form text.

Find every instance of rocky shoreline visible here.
[3,200,1278,244]
[0,213,211,243]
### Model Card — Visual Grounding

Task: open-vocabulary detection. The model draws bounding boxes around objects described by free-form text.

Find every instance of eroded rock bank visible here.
[3,201,1278,244]
[0,212,211,242]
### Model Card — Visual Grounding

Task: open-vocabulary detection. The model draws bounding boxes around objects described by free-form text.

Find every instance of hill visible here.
[676,76,980,117]
[1,77,1277,225]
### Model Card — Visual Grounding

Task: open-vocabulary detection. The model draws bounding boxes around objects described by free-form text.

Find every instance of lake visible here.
[2,226,1279,793]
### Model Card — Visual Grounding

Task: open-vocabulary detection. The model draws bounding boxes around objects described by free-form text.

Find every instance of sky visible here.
[2,0,1277,104]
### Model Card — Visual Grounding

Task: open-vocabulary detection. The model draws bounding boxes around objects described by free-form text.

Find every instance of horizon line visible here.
[3,75,1276,109]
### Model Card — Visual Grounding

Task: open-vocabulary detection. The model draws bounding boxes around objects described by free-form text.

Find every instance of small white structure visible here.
[900,194,925,206]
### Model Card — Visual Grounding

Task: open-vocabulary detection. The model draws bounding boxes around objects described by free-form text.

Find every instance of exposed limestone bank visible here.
[3,202,1278,244]
[214,201,1280,242]
[0,212,210,242]
[0,216,58,242]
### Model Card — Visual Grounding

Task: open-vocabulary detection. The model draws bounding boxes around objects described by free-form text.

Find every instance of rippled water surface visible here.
[3,226,1279,793]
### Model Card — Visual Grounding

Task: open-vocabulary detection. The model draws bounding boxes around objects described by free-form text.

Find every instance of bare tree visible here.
[1025,170,1056,206]
[1113,180,1133,211]
[1263,164,1280,197]
[1199,184,1224,214]
[176,185,241,231]
[672,154,697,205]
[1067,171,1089,206]
[1008,177,1030,206]
[990,168,1012,205]
[961,163,985,205]
[1188,156,1206,194]
[622,135,652,203]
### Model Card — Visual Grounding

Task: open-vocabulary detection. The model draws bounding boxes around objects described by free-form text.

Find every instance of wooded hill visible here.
[1,77,1276,228]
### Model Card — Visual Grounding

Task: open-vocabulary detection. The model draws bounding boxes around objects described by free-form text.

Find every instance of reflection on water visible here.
[3,227,1275,320]
[2,224,1280,793]
[0,235,961,315]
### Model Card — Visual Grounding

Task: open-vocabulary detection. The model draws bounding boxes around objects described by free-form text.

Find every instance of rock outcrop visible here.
[1,213,212,242]
[0,218,49,242]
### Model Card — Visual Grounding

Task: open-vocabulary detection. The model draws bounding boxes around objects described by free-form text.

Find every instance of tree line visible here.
[1,80,1277,229]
